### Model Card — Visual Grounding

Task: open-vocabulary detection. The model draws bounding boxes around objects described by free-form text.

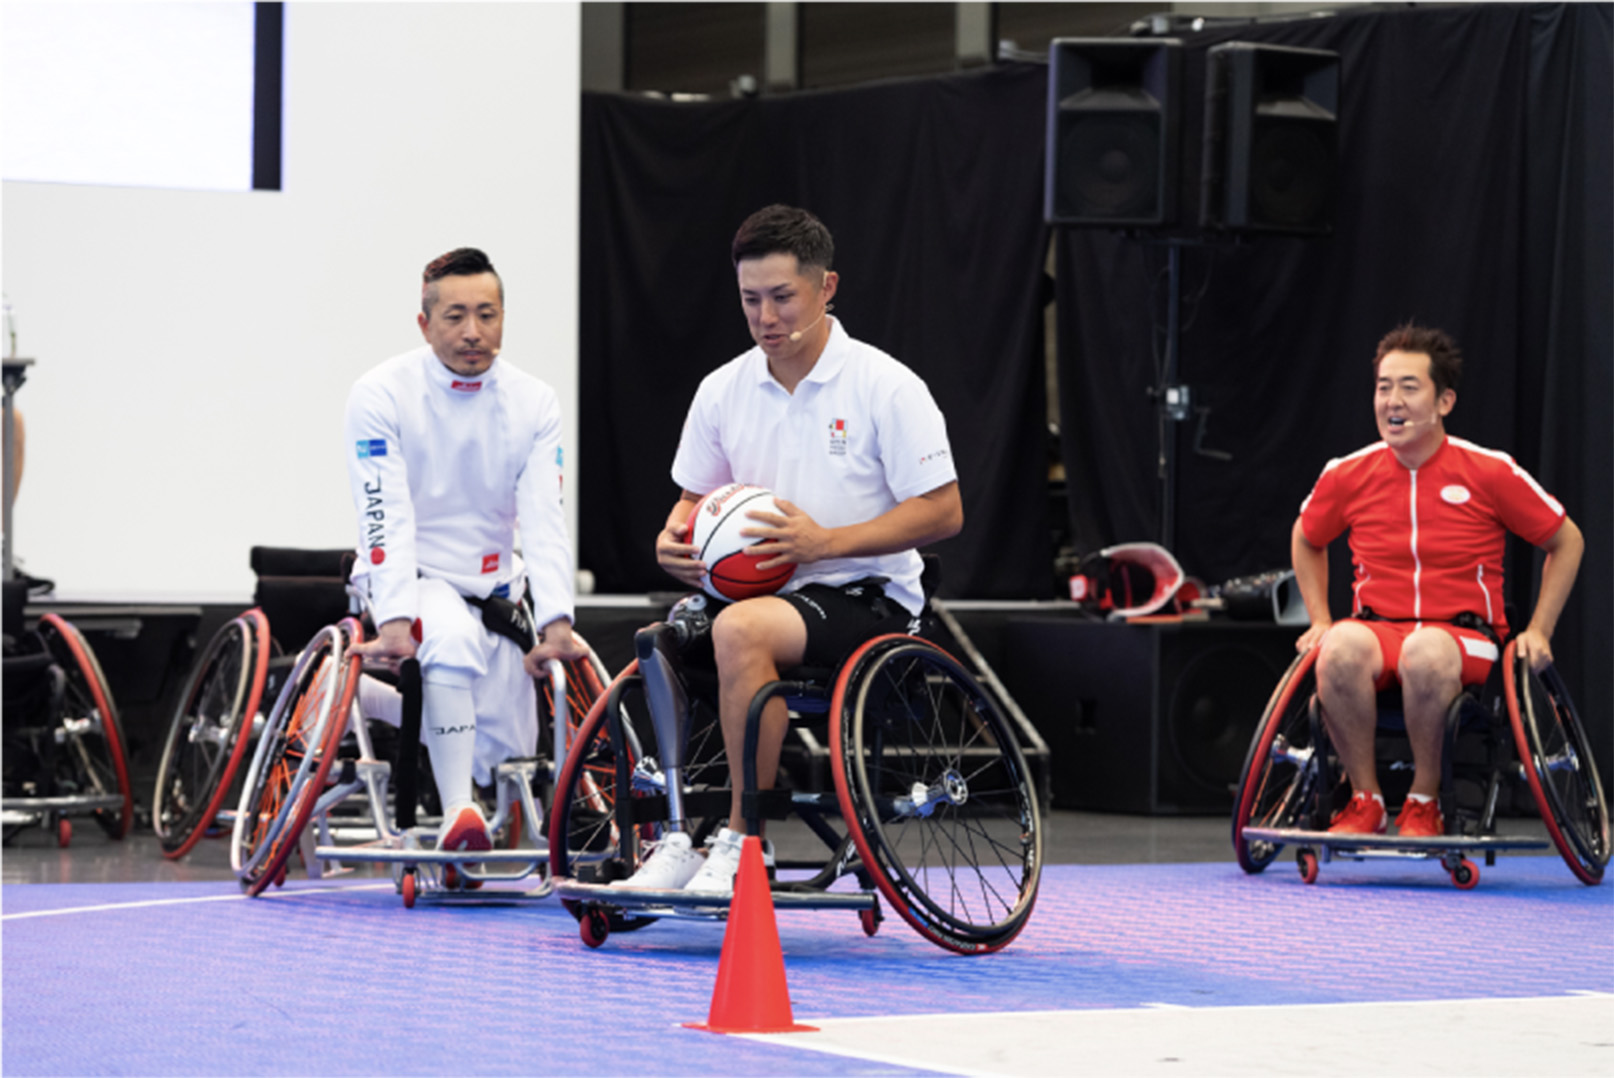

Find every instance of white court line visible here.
[739,993,1614,1078]
[0,882,393,921]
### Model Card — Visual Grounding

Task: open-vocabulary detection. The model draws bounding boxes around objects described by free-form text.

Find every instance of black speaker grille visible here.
[1249,115,1335,230]
[1059,113,1162,220]
[1167,644,1282,796]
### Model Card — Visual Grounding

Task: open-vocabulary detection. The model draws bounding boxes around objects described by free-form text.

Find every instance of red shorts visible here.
[1358,619,1500,691]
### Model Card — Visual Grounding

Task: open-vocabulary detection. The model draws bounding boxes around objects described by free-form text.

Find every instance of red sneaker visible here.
[1328,791,1387,835]
[438,804,492,854]
[437,805,491,890]
[1395,798,1444,838]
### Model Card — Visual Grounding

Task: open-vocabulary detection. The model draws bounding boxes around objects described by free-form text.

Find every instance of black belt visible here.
[462,590,538,652]
[1353,607,1501,648]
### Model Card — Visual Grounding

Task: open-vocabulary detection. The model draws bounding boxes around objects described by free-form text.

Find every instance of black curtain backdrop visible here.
[579,64,1054,601]
[580,3,1610,773]
[1055,4,1611,769]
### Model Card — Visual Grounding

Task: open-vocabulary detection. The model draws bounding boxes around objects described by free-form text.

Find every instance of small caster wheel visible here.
[581,909,610,949]
[1451,859,1480,890]
[57,816,73,848]
[401,870,418,908]
[1298,850,1320,885]
[859,904,882,938]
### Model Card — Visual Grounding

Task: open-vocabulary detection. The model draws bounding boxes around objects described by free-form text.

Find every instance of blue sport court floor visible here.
[3,817,1609,1076]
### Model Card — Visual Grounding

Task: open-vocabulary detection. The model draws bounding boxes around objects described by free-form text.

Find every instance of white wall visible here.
[1,2,581,601]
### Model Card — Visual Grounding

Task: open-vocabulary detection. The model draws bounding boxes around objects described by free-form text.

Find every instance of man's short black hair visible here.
[731,205,834,272]
[1374,323,1462,396]
[422,247,503,317]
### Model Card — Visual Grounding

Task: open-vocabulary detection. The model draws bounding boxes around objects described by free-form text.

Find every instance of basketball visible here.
[688,483,796,601]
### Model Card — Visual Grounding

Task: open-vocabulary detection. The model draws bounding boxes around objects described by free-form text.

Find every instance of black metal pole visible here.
[1160,243,1182,551]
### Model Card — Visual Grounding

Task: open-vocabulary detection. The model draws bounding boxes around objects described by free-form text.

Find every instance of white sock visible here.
[1406,792,1436,805]
[422,678,477,814]
[357,673,403,727]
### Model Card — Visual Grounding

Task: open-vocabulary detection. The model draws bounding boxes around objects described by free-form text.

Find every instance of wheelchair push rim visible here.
[1504,641,1609,885]
[830,634,1042,955]
[231,620,360,893]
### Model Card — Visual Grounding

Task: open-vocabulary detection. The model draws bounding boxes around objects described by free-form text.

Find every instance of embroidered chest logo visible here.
[828,418,848,457]
[1440,484,1472,505]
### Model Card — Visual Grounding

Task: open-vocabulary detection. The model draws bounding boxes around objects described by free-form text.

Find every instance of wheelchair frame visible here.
[1232,640,1609,888]
[228,611,611,906]
[2,613,133,847]
[547,603,1044,955]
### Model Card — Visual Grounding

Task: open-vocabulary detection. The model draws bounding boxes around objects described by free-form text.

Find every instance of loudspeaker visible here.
[1201,42,1339,235]
[1000,618,1301,813]
[1044,38,1181,227]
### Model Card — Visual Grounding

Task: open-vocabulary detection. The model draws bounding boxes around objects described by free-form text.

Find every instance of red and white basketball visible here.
[688,483,796,601]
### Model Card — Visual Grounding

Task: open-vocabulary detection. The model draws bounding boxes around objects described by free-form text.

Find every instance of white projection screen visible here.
[3,2,262,192]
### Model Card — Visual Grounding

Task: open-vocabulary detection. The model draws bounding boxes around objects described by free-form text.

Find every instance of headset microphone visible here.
[789,303,834,342]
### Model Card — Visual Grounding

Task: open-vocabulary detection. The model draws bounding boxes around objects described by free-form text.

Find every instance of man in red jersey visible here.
[1291,325,1583,837]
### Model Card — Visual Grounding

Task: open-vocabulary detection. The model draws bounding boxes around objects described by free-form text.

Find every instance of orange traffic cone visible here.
[685,835,817,1034]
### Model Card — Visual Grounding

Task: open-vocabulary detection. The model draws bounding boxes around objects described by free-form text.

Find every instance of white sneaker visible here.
[685,827,774,894]
[613,831,703,890]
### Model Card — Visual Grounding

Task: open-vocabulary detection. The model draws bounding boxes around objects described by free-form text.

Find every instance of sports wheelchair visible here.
[1233,638,1609,888]
[227,606,613,907]
[2,589,133,847]
[152,548,352,859]
[151,607,276,859]
[547,586,1044,955]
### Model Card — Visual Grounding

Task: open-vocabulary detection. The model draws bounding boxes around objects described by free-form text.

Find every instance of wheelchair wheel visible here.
[547,661,658,930]
[1504,643,1609,885]
[231,621,360,896]
[36,614,133,839]
[831,635,1042,955]
[1232,648,1322,873]
[153,610,271,859]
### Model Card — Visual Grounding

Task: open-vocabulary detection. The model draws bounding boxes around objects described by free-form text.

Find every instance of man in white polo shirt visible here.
[629,204,963,894]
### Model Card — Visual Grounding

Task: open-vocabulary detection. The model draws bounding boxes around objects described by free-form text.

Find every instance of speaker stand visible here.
[1146,238,1230,552]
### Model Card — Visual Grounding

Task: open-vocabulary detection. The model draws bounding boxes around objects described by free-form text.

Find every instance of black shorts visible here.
[781,578,918,668]
[679,578,917,673]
